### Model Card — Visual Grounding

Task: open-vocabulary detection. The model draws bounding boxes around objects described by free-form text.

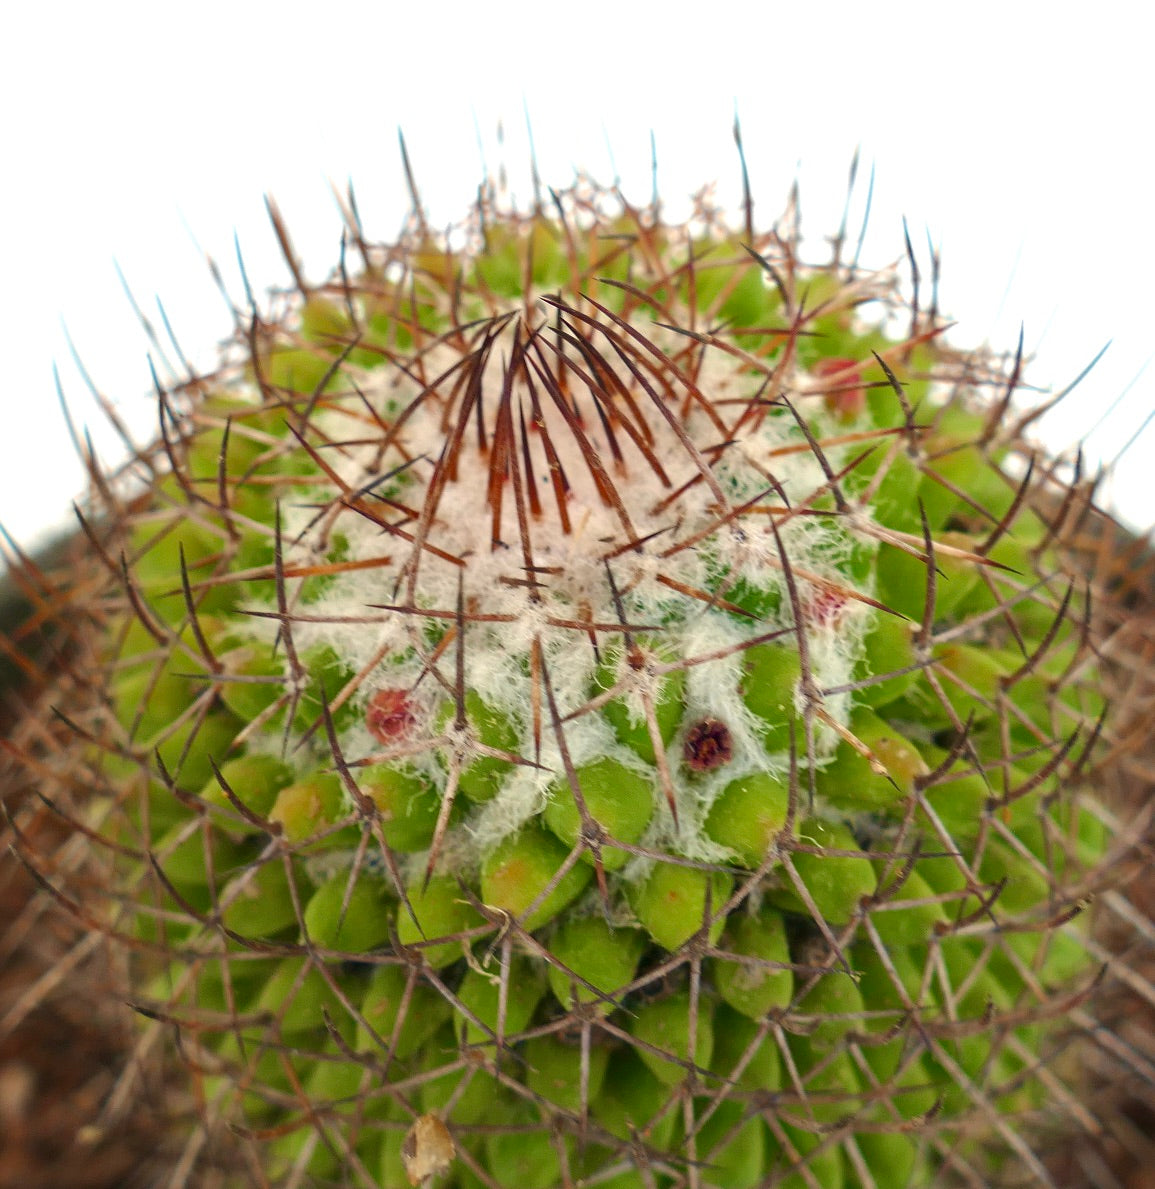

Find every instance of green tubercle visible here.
[480,824,593,930]
[629,862,733,951]
[546,914,646,1013]
[543,757,655,870]
[628,991,715,1087]
[703,771,790,867]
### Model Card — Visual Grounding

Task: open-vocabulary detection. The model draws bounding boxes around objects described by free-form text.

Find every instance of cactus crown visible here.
[2,170,1138,1189]
[234,190,894,872]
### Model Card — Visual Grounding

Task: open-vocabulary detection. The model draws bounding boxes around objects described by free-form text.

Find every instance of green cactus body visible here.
[14,172,1120,1188]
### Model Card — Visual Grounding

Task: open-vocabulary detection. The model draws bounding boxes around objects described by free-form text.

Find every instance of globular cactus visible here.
[2,157,1150,1189]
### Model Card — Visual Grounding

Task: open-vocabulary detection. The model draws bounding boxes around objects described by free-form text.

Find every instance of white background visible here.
[2,1,1152,557]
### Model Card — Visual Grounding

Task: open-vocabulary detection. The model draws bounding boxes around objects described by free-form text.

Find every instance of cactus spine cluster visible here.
[3,167,1129,1188]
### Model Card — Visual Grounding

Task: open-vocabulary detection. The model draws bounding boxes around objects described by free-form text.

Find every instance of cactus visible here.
[0,156,1147,1188]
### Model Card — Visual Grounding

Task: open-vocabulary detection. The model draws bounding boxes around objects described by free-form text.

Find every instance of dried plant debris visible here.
[2,151,1153,1189]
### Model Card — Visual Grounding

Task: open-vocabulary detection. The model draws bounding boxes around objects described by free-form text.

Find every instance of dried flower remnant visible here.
[682,717,734,771]
[366,687,418,745]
